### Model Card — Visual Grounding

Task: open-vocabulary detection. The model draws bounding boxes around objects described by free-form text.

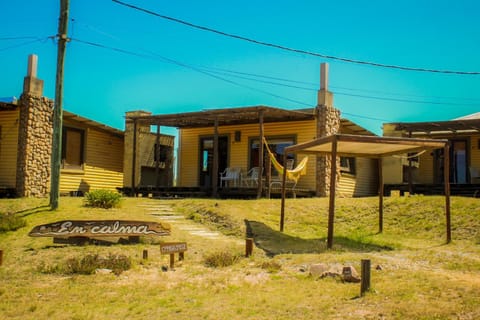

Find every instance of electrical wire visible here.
[112,0,480,75]
[0,37,51,52]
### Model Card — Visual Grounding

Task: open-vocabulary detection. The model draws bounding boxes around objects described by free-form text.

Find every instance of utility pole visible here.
[50,0,70,209]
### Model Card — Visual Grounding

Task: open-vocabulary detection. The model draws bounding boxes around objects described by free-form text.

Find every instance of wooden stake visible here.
[0,250,3,266]
[245,238,253,257]
[360,259,371,296]
[169,253,175,269]
[142,249,148,260]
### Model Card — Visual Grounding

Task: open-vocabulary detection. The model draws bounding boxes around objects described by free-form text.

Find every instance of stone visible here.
[309,263,329,277]
[342,265,361,283]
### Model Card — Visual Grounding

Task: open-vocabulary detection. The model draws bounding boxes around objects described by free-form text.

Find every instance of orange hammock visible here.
[263,138,308,183]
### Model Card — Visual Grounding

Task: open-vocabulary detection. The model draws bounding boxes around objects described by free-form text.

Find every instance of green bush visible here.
[203,250,241,268]
[0,213,26,233]
[84,190,122,209]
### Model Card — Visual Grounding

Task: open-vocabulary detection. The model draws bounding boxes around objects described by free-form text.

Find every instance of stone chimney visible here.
[315,63,340,197]
[16,54,53,197]
[23,54,44,96]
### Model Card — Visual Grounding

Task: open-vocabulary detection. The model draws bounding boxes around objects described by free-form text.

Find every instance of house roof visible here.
[126,105,375,135]
[127,106,315,128]
[285,134,448,158]
[388,114,480,135]
[63,110,124,137]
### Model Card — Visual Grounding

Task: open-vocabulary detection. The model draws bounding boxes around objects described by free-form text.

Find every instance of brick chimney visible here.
[23,54,44,96]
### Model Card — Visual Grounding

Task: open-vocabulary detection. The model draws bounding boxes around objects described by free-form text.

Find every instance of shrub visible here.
[84,190,122,209]
[0,213,26,233]
[204,250,241,268]
[40,253,132,275]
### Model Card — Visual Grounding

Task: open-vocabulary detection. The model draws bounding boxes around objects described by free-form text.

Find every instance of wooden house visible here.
[0,55,129,197]
[125,63,378,198]
[383,113,480,196]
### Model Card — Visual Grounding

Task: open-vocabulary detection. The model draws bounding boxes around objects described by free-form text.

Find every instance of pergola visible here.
[280,134,451,249]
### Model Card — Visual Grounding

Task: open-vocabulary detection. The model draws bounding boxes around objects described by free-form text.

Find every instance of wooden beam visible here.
[212,118,219,197]
[131,119,137,194]
[280,152,287,232]
[257,110,264,199]
[444,144,451,243]
[378,157,384,233]
[155,124,161,188]
[327,136,338,249]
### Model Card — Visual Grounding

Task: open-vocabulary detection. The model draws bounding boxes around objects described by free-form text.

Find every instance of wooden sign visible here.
[29,220,171,238]
[160,242,187,254]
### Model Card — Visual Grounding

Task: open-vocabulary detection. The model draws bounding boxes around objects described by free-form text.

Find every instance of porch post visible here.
[257,110,264,199]
[155,124,161,188]
[131,119,137,195]
[444,144,451,243]
[212,118,219,197]
[327,136,338,249]
[378,157,384,233]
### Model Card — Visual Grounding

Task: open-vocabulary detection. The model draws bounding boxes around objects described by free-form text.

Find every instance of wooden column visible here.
[378,157,384,233]
[155,124,161,188]
[257,110,264,199]
[131,119,138,195]
[444,144,451,243]
[280,152,288,232]
[327,136,338,249]
[212,118,219,197]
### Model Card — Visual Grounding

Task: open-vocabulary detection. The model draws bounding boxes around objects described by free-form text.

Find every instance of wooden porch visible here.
[385,183,480,197]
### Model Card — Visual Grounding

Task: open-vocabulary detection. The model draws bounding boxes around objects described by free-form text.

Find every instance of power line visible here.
[71,37,312,107]
[112,0,480,76]
[0,37,51,52]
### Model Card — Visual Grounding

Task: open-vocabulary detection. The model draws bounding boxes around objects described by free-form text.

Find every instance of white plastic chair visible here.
[219,167,241,187]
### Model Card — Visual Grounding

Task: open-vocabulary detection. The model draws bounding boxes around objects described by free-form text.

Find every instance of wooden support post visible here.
[245,238,253,257]
[444,144,451,243]
[169,253,175,269]
[378,157,384,233]
[131,119,138,196]
[0,250,3,266]
[212,118,219,197]
[327,137,338,249]
[257,110,264,199]
[142,249,148,260]
[155,124,161,188]
[360,259,371,296]
[179,252,184,261]
[280,153,288,232]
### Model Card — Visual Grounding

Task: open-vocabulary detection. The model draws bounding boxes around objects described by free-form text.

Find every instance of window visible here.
[62,127,85,170]
[153,144,171,163]
[340,157,356,175]
[250,136,295,174]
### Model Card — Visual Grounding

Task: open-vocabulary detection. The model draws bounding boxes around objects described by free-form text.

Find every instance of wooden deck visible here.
[118,186,315,199]
[385,183,480,197]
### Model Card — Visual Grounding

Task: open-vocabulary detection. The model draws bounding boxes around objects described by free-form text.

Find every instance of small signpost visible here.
[29,220,171,244]
[160,242,187,269]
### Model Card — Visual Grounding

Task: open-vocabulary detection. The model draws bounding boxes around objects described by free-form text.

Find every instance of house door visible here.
[434,139,468,184]
[199,136,228,187]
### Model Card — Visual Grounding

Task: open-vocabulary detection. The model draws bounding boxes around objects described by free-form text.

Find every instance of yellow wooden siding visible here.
[414,151,434,183]
[338,158,378,197]
[60,127,123,193]
[179,120,318,189]
[0,110,19,187]
[470,135,480,172]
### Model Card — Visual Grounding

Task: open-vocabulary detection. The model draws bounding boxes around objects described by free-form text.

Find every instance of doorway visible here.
[434,139,468,184]
[199,136,229,187]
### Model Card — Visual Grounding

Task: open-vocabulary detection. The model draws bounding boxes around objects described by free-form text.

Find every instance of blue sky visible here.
[2,0,479,135]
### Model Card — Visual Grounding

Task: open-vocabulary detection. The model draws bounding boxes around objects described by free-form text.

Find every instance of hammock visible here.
[263,138,308,183]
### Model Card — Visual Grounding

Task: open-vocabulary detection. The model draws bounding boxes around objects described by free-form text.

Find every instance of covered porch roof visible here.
[280,133,451,249]
[390,118,480,135]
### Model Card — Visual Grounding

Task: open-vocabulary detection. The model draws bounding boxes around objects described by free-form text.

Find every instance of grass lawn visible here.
[0,195,479,319]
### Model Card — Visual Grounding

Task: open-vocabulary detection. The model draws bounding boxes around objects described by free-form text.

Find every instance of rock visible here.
[95,268,113,275]
[376,264,383,271]
[342,266,361,283]
[309,263,329,277]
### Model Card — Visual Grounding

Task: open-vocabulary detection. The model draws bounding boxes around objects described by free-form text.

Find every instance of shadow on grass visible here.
[14,205,52,217]
[245,220,393,257]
